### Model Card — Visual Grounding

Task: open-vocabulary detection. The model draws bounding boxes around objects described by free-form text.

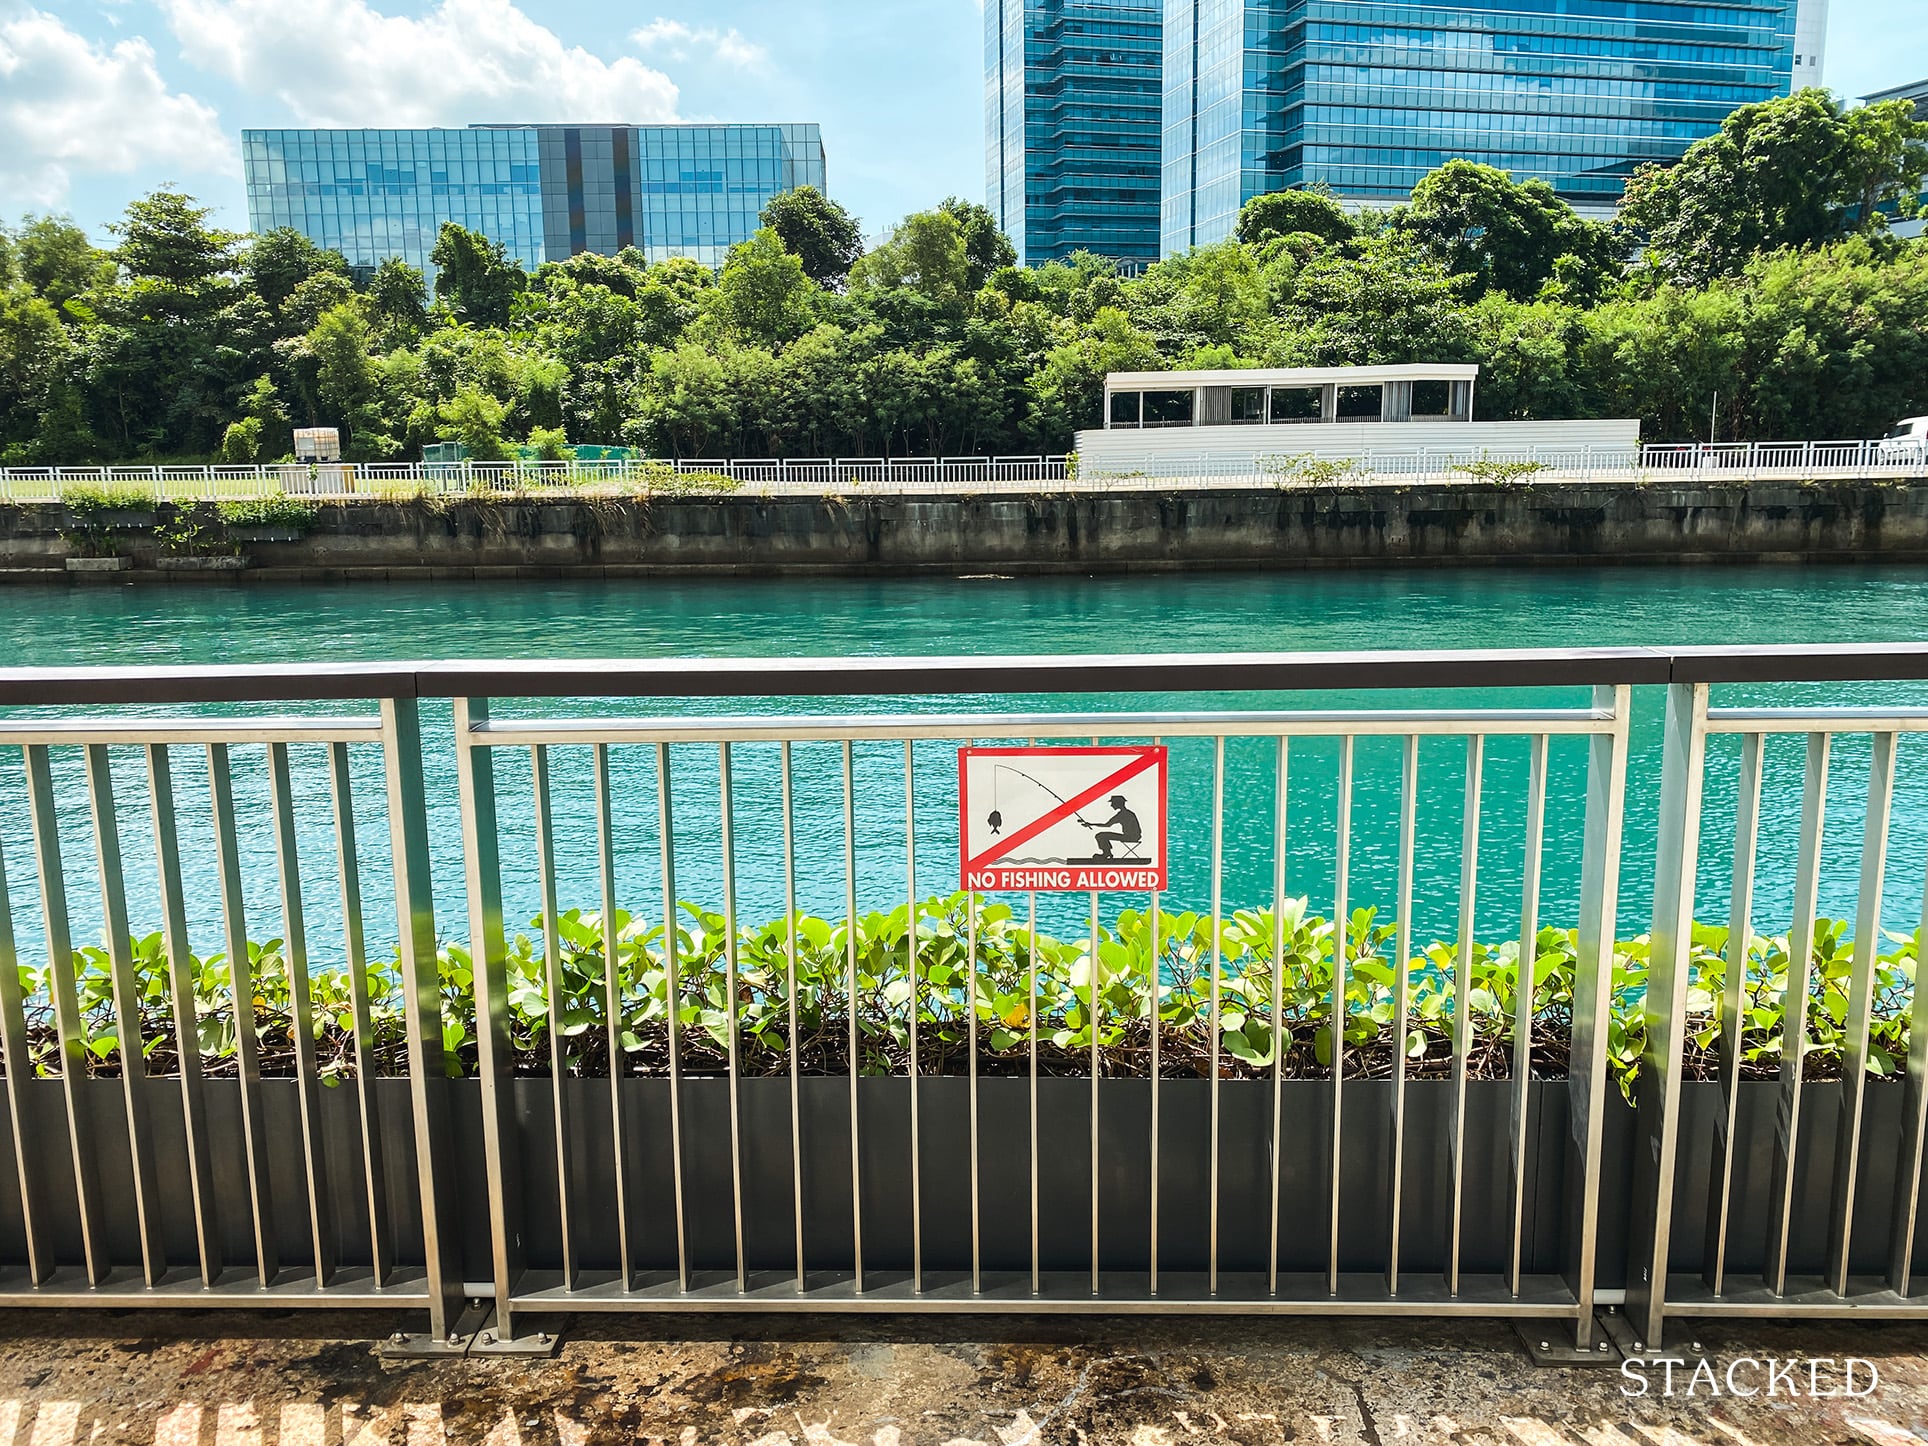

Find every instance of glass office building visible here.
[1161,0,1828,255]
[986,0,1165,267]
[242,123,827,276]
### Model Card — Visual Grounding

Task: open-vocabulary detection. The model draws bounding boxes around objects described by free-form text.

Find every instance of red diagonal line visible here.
[967,752,1160,871]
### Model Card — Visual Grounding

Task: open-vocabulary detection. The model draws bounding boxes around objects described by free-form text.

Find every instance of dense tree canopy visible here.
[1,91,1925,468]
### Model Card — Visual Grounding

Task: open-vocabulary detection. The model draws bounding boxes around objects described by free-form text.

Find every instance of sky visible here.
[0,0,1922,244]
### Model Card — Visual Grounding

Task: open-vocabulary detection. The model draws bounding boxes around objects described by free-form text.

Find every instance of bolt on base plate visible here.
[378,1303,565,1360]
[1512,1319,1623,1367]
[1596,1307,1709,1366]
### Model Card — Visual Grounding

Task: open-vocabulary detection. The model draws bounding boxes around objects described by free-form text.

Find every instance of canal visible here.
[3,565,1927,965]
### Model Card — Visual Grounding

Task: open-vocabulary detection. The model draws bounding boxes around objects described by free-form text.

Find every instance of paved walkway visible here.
[1,1311,1926,1446]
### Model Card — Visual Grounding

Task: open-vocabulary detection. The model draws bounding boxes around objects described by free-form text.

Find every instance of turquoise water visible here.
[3,568,1928,965]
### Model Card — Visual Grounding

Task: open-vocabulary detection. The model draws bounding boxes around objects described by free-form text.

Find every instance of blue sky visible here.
[0,0,1921,243]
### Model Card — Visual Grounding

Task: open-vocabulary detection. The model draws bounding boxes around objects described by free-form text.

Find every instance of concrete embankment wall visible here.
[3,478,1927,580]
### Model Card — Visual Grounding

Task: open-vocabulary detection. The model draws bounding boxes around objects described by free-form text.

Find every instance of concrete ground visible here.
[1,1310,1926,1446]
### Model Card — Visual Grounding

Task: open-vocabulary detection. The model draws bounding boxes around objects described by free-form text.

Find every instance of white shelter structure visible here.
[1077,364,1639,476]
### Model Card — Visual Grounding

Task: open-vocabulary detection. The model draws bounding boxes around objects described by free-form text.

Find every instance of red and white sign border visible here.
[957,744,1170,894]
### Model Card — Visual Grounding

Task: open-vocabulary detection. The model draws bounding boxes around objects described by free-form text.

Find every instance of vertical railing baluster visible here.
[1329,736,1353,1296]
[452,700,525,1340]
[1209,737,1225,1297]
[593,744,635,1290]
[1447,735,1483,1296]
[783,743,805,1293]
[268,742,335,1286]
[1508,734,1548,1296]
[1567,684,1632,1351]
[330,743,387,1287]
[1089,885,1101,1297]
[1705,732,1762,1297]
[968,878,981,1297]
[1766,732,1830,1296]
[842,740,861,1295]
[530,745,574,1291]
[206,742,275,1287]
[905,739,922,1296]
[381,697,465,1345]
[1629,683,1713,1348]
[0,768,51,1283]
[1148,862,1162,1299]
[27,747,106,1283]
[1387,735,1418,1297]
[83,745,164,1284]
[1029,888,1039,1297]
[657,743,691,1293]
[720,742,746,1293]
[1890,739,1928,1294]
[1269,736,1288,1298]
[1828,732,1896,1295]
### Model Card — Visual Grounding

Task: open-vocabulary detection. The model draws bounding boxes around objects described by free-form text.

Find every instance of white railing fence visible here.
[0,440,1923,502]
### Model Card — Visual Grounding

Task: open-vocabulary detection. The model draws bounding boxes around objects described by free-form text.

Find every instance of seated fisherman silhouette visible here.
[1081,795,1142,859]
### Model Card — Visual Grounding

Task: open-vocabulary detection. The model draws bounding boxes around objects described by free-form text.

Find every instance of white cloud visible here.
[0,7,228,207]
[631,17,768,70]
[160,0,681,128]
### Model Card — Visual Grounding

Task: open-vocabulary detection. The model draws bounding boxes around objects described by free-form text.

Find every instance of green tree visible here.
[938,197,1018,290]
[714,228,817,346]
[437,384,511,460]
[1396,160,1617,302]
[430,223,525,327]
[1236,190,1356,247]
[10,214,113,315]
[246,228,350,317]
[850,210,972,309]
[367,258,429,347]
[1621,89,1928,285]
[760,186,864,288]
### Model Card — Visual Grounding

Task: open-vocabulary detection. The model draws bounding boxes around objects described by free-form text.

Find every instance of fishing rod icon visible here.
[985,764,1088,837]
[987,759,1095,836]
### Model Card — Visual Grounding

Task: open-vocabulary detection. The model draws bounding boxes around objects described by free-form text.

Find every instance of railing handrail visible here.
[10,643,1928,706]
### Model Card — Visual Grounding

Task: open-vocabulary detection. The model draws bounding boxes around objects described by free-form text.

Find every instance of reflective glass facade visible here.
[243,123,827,276]
[1161,0,1826,255]
[986,0,1164,267]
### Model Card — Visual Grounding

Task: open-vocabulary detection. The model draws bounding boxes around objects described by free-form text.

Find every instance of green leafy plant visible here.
[214,495,321,532]
[1450,456,1547,487]
[62,481,157,522]
[154,508,239,556]
[1257,455,1366,489]
[13,897,1918,1104]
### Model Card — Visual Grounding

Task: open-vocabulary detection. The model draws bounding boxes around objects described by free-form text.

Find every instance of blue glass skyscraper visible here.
[243,123,827,276]
[1161,0,1829,255]
[986,0,1165,267]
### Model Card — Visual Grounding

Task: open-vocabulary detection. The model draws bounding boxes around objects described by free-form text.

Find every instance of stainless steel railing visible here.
[0,648,1926,1354]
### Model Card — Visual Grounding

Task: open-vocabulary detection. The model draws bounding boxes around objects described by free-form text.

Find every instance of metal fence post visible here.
[1562,683,1633,1350]
[1625,681,1708,1350]
[381,696,468,1348]
[453,697,530,1343]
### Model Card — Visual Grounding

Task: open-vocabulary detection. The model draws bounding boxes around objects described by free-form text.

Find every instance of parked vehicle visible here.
[1881,416,1928,459]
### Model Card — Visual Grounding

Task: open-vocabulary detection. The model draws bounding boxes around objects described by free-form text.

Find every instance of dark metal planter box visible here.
[0,1076,1894,1296]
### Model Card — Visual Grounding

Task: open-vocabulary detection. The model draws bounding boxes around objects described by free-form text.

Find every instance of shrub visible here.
[1451,456,1547,488]
[217,418,264,465]
[1257,455,1366,489]
[215,495,321,531]
[62,481,156,521]
[13,894,1915,1104]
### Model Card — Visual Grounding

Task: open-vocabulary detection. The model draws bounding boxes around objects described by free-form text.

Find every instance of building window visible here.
[1143,390,1195,427]
[1109,391,1142,427]
[1270,386,1322,423]
[1336,385,1383,421]
[1411,380,1451,417]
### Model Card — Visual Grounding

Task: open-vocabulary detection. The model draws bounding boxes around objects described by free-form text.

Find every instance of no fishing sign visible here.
[958,745,1169,893]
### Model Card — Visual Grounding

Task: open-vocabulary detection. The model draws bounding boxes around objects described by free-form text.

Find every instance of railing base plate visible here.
[1512,1318,1621,1367]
